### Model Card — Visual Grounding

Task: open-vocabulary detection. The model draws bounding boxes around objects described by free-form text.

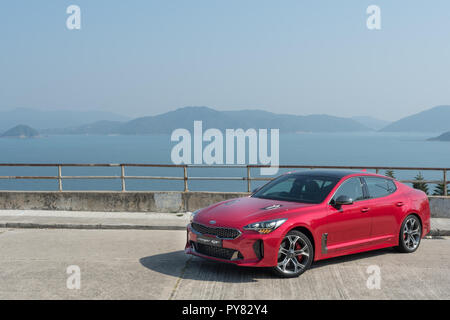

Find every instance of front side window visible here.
[364,177,397,199]
[332,177,365,202]
[252,174,340,204]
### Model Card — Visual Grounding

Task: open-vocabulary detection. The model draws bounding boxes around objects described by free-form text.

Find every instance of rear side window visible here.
[364,177,397,199]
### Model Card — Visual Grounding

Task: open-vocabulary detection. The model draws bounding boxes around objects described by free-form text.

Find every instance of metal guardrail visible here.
[0,164,448,194]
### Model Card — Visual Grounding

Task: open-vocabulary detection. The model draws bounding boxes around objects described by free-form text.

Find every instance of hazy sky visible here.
[1,1,449,121]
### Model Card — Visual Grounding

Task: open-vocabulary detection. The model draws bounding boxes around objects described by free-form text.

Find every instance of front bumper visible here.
[185,223,282,267]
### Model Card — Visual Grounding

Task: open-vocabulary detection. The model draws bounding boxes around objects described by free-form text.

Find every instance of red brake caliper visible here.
[295,242,303,263]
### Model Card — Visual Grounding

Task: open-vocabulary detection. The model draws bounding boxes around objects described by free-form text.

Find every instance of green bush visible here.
[385,169,395,179]
[412,172,429,195]
[433,182,449,196]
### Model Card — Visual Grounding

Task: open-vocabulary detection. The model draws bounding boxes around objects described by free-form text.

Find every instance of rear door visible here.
[361,177,399,241]
[325,177,372,254]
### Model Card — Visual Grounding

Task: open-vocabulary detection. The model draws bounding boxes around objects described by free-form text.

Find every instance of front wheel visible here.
[272,230,313,278]
[396,215,422,253]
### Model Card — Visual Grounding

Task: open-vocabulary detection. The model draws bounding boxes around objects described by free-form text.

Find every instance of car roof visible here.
[289,169,377,179]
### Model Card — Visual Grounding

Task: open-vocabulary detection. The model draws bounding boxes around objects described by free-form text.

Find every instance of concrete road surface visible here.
[0,228,449,299]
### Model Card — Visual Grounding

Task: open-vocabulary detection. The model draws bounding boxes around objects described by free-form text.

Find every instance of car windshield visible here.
[252,174,340,204]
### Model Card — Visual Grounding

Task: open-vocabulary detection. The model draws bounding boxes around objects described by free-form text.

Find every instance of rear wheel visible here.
[396,215,422,253]
[272,230,313,278]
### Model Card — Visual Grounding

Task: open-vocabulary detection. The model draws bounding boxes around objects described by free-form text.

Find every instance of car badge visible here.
[209,220,216,225]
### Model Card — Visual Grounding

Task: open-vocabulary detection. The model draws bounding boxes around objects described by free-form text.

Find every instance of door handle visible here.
[396,202,404,207]
[361,207,370,213]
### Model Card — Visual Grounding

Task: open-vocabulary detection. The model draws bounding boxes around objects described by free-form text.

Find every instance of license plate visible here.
[196,235,222,247]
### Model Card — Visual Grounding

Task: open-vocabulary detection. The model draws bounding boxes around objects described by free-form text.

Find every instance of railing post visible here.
[184,166,188,192]
[444,169,447,196]
[121,164,126,192]
[58,165,62,192]
[247,166,251,192]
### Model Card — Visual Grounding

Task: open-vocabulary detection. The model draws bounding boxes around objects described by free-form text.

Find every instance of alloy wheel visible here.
[402,217,421,250]
[276,234,311,275]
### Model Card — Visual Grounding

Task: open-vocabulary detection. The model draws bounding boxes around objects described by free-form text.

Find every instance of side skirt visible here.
[315,241,396,262]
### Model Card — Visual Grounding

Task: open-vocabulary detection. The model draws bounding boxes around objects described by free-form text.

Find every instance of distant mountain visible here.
[43,120,124,135]
[351,116,390,131]
[223,110,371,132]
[119,107,242,134]
[429,131,450,141]
[43,106,371,135]
[380,105,450,132]
[0,108,130,131]
[1,125,39,138]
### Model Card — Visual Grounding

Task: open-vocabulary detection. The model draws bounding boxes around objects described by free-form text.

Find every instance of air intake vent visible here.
[194,242,243,260]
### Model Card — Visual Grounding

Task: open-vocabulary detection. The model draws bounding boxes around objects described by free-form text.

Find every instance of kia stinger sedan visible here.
[185,170,430,277]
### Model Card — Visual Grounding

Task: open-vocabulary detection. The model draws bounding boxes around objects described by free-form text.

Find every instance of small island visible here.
[429,131,450,141]
[1,125,40,138]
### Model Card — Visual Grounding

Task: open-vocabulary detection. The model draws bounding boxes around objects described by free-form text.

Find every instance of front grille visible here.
[191,222,241,239]
[194,242,242,260]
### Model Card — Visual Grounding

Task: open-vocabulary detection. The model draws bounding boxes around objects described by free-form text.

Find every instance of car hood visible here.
[193,196,316,227]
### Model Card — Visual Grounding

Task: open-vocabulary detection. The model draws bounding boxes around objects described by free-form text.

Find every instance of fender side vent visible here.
[252,240,264,260]
[321,233,328,254]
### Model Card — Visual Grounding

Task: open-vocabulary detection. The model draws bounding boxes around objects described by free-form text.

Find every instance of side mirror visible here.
[335,195,354,206]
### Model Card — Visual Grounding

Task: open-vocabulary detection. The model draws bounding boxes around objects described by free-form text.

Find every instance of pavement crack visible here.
[169,255,192,300]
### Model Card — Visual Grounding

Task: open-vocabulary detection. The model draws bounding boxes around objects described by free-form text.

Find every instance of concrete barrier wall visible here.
[0,191,250,213]
[429,197,450,218]
[0,191,448,217]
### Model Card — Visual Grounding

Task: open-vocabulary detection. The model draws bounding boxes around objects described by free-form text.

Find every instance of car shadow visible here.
[310,247,396,269]
[139,251,271,283]
[139,247,399,283]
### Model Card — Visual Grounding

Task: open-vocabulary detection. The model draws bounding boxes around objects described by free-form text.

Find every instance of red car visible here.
[185,170,430,277]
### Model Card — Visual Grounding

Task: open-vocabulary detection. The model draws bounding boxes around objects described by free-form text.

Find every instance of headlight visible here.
[190,209,201,223]
[243,218,287,234]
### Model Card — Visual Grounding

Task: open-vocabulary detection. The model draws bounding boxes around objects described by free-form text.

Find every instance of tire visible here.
[272,230,314,278]
[395,214,422,253]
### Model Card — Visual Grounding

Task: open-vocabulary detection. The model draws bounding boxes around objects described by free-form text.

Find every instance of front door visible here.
[324,177,372,254]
